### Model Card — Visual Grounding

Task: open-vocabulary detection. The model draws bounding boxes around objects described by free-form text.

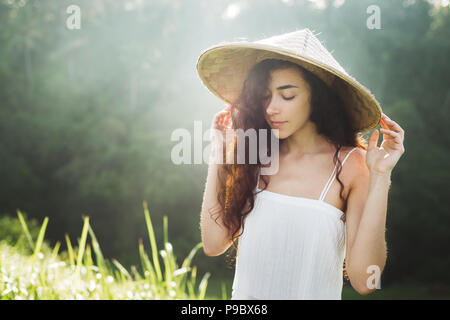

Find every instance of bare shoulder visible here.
[344,146,366,165]
[342,146,370,190]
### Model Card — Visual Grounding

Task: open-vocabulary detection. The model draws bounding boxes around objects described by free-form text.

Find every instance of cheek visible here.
[297,97,312,117]
[289,102,309,122]
[283,104,310,133]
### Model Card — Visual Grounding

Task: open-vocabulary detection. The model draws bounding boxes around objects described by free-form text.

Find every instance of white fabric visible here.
[231,147,357,300]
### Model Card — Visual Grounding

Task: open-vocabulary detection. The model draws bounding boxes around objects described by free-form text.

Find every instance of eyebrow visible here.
[276,84,299,90]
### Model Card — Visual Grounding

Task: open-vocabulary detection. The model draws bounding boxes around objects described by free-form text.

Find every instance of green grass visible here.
[0,202,212,300]
[2,205,448,300]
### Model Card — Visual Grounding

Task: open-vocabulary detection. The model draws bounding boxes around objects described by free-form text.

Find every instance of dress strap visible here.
[319,147,357,201]
[256,168,261,191]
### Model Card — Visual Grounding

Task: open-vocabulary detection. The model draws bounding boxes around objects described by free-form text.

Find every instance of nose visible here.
[265,98,280,116]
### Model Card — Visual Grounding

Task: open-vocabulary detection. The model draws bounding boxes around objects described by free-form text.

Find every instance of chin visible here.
[271,129,289,140]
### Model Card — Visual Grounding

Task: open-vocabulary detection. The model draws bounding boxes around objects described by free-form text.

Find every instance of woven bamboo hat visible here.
[196,28,382,132]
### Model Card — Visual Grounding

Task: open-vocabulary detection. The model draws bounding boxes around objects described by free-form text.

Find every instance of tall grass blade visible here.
[131,265,142,281]
[16,209,34,250]
[112,259,131,282]
[75,216,90,276]
[179,242,202,291]
[165,243,176,281]
[87,223,107,272]
[187,280,195,297]
[33,216,48,258]
[198,272,211,300]
[138,238,157,285]
[181,242,203,270]
[85,243,93,267]
[189,265,197,297]
[138,240,161,298]
[160,249,171,285]
[163,215,168,246]
[65,233,75,266]
[143,201,162,282]
[221,282,227,300]
[51,241,61,260]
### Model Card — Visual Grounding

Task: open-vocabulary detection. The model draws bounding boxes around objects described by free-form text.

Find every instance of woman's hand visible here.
[211,105,233,131]
[208,105,234,162]
[209,105,233,143]
[366,113,405,175]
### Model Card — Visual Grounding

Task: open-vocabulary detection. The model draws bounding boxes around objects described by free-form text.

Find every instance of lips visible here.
[271,121,287,127]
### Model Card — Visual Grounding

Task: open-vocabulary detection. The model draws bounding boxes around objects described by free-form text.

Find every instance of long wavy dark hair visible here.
[209,58,368,282]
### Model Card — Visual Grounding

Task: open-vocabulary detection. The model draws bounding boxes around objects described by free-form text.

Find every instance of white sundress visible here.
[231,147,357,300]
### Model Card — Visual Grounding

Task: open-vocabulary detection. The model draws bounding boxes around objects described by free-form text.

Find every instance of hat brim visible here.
[197,42,381,133]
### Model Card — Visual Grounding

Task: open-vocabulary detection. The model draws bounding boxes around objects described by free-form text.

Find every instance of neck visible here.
[281,121,334,157]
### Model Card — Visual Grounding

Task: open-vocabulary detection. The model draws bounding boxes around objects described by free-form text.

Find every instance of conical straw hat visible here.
[196,28,382,132]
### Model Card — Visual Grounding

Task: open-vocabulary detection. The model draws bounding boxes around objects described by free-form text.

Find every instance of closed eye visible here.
[263,95,295,101]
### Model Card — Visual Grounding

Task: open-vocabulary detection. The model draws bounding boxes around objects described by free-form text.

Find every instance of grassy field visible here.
[2,206,449,300]
[0,204,210,300]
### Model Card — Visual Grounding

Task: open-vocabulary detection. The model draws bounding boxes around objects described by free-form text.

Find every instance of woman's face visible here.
[263,67,312,139]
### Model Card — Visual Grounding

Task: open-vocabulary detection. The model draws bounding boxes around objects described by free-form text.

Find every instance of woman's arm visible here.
[200,161,233,256]
[200,106,234,256]
[346,169,391,295]
[346,113,405,295]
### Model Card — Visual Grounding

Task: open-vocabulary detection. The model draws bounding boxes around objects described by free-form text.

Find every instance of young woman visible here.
[198,29,405,300]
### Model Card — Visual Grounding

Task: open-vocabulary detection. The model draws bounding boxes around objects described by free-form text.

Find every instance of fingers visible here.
[223,113,232,128]
[368,128,380,150]
[213,106,233,129]
[217,106,232,117]
[217,109,230,117]
[380,117,388,129]
[215,109,230,122]
[222,106,234,125]
[380,128,402,143]
[381,113,404,138]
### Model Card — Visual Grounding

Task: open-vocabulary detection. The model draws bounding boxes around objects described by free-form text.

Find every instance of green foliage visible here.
[0,204,209,300]
[0,212,41,254]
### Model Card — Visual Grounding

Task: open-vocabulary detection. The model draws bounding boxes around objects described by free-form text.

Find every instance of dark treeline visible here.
[0,0,449,287]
